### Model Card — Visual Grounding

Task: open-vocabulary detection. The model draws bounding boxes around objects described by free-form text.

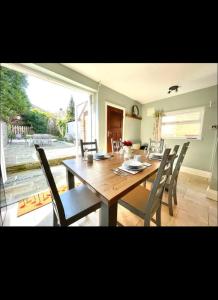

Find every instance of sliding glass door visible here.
[74,91,96,156]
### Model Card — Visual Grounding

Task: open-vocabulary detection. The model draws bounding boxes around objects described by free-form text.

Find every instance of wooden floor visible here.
[4,172,218,226]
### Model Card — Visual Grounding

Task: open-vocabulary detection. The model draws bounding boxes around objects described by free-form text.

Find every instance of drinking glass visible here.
[84,147,89,160]
[145,148,150,159]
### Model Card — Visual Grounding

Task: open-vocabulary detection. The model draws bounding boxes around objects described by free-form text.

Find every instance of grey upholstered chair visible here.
[148,138,165,153]
[145,144,179,192]
[147,145,180,182]
[111,138,122,152]
[35,144,101,226]
[163,142,190,216]
[118,148,176,226]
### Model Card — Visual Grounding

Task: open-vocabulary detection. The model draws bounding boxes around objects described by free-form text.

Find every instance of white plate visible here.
[95,152,105,158]
[150,152,163,157]
[126,165,145,170]
[118,165,146,174]
[149,153,163,159]
[123,160,143,169]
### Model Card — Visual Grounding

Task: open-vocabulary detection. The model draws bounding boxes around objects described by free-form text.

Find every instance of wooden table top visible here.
[62,151,160,205]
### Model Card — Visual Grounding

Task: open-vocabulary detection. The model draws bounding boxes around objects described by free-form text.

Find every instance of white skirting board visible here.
[181,166,211,179]
[206,186,218,201]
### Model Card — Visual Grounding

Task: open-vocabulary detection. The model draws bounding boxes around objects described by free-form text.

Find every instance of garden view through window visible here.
[1,66,95,167]
[0,65,95,207]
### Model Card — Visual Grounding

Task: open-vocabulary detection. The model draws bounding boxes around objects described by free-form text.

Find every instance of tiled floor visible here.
[3,171,218,226]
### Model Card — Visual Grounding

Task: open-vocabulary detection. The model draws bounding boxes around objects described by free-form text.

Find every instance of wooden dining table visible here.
[62,150,160,226]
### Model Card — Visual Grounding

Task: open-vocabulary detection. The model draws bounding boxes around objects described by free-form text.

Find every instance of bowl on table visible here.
[123,159,144,170]
[94,152,106,159]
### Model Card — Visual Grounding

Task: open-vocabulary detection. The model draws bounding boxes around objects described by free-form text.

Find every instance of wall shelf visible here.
[125,113,142,120]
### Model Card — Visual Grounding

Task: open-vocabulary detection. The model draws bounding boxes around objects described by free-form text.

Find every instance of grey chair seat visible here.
[119,186,151,219]
[60,185,101,225]
[118,149,176,226]
[34,144,101,226]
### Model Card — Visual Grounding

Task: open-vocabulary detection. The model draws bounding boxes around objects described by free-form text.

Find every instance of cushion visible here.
[131,143,141,150]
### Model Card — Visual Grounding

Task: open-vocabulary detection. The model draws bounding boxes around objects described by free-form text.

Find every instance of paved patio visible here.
[4,165,69,206]
[4,139,76,166]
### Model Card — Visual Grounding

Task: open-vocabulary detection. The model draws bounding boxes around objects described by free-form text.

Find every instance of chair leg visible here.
[144,214,150,226]
[168,186,174,216]
[173,180,178,205]
[117,221,124,227]
[156,207,161,226]
[53,210,58,226]
[142,181,146,187]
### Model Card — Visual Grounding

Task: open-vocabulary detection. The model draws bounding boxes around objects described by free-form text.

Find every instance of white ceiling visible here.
[62,63,217,104]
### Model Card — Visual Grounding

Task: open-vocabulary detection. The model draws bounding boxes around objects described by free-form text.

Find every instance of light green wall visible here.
[32,64,217,175]
[210,141,217,191]
[98,84,142,151]
[141,85,218,172]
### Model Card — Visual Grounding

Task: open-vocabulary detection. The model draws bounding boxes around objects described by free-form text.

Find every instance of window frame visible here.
[161,106,205,140]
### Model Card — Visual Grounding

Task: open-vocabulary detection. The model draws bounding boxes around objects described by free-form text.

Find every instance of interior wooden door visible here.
[107,105,123,152]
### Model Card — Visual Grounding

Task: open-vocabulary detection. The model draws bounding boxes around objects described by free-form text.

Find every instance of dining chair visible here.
[149,138,165,153]
[111,138,122,152]
[118,148,176,226]
[80,139,98,157]
[146,145,180,185]
[34,144,101,226]
[162,142,190,216]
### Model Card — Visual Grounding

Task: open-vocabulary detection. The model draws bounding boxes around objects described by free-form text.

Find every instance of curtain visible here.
[153,113,162,141]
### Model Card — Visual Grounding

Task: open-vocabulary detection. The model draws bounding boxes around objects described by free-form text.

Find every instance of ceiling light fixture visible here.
[168,85,180,94]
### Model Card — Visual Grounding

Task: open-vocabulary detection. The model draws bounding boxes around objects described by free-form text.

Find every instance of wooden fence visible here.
[11,125,32,136]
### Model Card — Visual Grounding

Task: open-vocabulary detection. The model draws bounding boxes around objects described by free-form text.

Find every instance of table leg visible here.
[100,201,118,226]
[66,170,75,190]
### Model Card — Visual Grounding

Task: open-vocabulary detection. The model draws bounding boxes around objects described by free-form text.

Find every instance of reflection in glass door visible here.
[74,92,95,156]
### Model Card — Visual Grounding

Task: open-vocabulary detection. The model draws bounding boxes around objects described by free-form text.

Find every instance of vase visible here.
[119,148,124,155]
[123,146,132,159]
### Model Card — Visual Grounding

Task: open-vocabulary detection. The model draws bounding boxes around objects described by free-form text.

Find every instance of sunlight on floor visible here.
[3,172,218,226]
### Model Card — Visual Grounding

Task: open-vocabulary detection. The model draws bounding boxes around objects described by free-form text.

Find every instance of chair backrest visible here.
[170,142,190,183]
[170,144,180,174]
[34,144,65,224]
[111,138,122,152]
[149,138,164,153]
[80,139,98,157]
[145,148,176,218]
